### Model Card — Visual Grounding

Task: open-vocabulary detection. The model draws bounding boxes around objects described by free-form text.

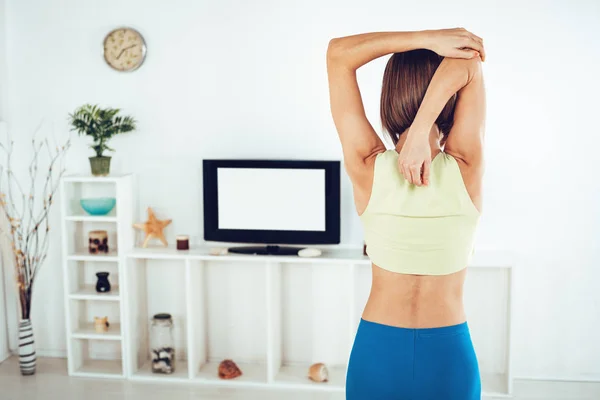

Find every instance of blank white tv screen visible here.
[217,168,326,231]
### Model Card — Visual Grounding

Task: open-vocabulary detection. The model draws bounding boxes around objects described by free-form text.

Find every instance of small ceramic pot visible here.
[95,272,111,293]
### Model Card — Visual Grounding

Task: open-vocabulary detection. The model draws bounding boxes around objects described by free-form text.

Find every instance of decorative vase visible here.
[95,272,111,293]
[18,319,36,376]
[89,156,111,176]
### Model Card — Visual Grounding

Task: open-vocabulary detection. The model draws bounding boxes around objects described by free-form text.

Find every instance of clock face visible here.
[103,28,146,72]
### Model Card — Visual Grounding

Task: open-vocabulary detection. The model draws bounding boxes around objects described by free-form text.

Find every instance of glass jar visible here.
[150,313,175,374]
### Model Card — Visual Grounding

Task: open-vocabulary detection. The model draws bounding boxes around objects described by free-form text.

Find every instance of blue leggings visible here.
[346,319,481,400]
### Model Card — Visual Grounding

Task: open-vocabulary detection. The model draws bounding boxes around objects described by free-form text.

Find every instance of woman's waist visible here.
[362,265,467,328]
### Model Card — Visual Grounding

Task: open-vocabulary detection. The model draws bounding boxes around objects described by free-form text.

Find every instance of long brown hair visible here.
[380,49,456,145]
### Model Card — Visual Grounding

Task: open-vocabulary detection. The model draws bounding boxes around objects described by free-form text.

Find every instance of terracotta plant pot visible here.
[89,156,111,176]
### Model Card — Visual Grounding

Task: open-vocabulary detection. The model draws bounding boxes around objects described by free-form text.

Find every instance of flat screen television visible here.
[203,159,340,255]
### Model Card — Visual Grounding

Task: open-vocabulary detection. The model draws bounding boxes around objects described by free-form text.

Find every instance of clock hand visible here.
[116,44,137,60]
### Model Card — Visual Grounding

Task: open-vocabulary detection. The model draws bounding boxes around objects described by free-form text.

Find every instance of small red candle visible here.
[176,235,189,250]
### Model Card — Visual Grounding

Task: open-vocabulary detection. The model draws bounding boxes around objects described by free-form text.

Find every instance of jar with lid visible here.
[150,313,175,374]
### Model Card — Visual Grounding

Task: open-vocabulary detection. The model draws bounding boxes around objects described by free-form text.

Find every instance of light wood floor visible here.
[1,357,599,400]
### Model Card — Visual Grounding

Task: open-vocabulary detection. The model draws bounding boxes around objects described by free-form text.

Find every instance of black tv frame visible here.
[203,159,340,246]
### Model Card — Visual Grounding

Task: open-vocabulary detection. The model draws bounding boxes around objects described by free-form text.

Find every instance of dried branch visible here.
[0,124,70,319]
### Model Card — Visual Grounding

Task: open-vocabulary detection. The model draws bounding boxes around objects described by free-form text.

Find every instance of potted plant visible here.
[68,104,136,176]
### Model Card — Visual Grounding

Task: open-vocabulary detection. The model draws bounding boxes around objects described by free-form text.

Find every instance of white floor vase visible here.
[18,319,36,375]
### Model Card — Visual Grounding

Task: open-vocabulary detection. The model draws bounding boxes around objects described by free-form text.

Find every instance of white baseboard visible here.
[515,375,600,383]
[33,349,67,358]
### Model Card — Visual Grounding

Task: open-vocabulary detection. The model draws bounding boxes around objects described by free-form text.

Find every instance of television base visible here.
[227,245,303,256]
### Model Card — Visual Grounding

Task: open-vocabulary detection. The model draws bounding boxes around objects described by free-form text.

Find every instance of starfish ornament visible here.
[133,207,172,248]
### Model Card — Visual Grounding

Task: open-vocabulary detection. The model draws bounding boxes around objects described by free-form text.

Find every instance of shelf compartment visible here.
[69,299,121,341]
[74,359,123,378]
[61,180,118,219]
[127,259,189,379]
[64,222,119,258]
[70,338,124,378]
[72,323,122,340]
[189,260,269,383]
[67,261,120,299]
[272,263,351,384]
[69,285,120,301]
[274,364,346,391]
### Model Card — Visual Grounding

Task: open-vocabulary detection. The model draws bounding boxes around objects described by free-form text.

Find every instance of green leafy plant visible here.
[68,104,136,158]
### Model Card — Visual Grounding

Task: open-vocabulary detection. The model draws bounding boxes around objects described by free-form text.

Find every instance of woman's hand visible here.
[423,28,485,62]
[397,131,431,186]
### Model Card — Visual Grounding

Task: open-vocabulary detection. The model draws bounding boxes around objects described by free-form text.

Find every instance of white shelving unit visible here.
[60,174,134,379]
[124,246,515,397]
[57,173,514,396]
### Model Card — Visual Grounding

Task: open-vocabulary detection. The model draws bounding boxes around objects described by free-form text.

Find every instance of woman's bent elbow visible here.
[327,38,345,63]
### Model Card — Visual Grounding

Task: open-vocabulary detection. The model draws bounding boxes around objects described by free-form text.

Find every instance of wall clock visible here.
[103,27,147,72]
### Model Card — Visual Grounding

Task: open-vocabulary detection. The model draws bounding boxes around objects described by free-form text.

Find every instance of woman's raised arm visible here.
[397,56,485,185]
[327,29,484,183]
[326,32,426,179]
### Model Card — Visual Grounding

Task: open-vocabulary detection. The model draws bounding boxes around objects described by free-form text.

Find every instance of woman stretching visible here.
[327,28,486,400]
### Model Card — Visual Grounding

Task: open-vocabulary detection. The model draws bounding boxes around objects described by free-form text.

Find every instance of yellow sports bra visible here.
[360,150,480,275]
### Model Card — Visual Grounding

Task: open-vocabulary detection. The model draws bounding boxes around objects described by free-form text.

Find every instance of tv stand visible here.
[227,245,302,256]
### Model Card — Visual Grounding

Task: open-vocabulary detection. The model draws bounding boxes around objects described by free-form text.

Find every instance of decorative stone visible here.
[151,347,175,374]
[218,359,242,379]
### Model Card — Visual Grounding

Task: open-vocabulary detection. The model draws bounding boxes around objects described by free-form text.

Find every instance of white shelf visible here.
[63,174,133,183]
[69,285,120,301]
[128,245,513,269]
[131,360,190,383]
[274,364,346,391]
[73,359,124,378]
[61,174,134,378]
[196,361,268,385]
[65,215,118,223]
[68,250,119,262]
[72,323,122,340]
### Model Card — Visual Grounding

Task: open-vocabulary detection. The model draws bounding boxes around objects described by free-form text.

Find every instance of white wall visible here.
[2,0,600,380]
[0,0,11,362]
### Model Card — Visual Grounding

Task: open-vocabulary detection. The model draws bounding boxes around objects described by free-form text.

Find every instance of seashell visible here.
[218,359,242,379]
[308,362,329,382]
[209,247,229,256]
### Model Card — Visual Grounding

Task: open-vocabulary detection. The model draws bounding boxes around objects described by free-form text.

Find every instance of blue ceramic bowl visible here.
[80,197,116,216]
